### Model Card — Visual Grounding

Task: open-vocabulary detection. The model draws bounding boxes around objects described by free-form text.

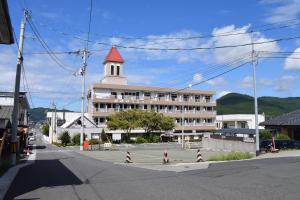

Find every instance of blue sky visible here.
[1,0,300,111]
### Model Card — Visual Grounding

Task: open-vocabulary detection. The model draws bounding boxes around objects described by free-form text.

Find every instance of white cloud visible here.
[241,76,253,88]
[216,91,231,98]
[206,77,226,85]
[284,47,300,70]
[206,25,279,64]
[261,0,300,23]
[274,75,299,92]
[192,73,203,83]
[258,78,273,86]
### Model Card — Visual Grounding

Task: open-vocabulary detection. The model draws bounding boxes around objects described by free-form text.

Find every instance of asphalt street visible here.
[4,132,300,200]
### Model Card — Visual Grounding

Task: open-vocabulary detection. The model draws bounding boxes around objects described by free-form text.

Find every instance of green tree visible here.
[59,131,71,146]
[139,111,175,134]
[101,129,108,142]
[139,111,162,135]
[276,133,290,140]
[42,123,49,136]
[72,133,81,145]
[159,116,175,131]
[107,109,141,141]
[260,130,272,140]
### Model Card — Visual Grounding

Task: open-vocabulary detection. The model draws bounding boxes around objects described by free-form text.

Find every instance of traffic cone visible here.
[163,150,169,164]
[196,149,203,162]
[125,151,132,163]
[26,147,30,156]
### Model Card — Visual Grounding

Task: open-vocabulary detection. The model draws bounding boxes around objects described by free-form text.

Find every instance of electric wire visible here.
[27,17,76,73]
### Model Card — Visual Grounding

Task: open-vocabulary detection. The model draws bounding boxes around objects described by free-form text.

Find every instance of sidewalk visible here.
[0,145,36,200]
[256,149,300,159]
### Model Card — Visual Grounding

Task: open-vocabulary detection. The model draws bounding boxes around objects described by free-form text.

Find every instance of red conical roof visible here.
[103,46,124,64]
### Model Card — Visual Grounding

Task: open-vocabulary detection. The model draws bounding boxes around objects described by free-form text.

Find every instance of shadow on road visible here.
[4,159,82,200]
[34,145,46,150]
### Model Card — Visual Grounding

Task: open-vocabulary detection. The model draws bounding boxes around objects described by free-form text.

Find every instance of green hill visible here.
[217,93,300,118]
[29,107,73,122]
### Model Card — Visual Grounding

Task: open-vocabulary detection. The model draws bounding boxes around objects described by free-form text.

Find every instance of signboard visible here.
[112,133,121,141]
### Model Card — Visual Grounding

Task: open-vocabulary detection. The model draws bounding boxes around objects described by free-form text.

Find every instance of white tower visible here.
[101,46,127,85]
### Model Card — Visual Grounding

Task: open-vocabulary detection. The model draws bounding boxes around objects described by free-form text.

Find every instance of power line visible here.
[27,17,76,73]
[86,0,93,49]
[175,61,251,93]
[30,15,300,46]
[95,34,300,51]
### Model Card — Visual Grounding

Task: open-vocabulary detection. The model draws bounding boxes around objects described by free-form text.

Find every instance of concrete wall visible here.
[202,137,255,153]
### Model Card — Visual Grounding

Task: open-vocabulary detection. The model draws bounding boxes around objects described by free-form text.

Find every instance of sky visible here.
[1,0,300,111]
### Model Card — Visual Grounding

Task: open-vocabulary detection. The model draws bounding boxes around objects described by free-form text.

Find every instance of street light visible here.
[181,84,192,149]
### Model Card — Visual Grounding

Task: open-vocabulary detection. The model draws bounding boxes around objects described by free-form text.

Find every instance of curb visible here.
[0,145,36,200]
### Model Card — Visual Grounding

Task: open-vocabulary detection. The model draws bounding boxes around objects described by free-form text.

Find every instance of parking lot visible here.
[78,142,227,164]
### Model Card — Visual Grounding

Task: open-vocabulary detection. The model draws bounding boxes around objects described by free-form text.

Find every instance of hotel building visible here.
[88,47,217,135]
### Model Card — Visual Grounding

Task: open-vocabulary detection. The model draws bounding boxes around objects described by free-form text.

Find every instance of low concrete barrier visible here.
[202,137,255,153]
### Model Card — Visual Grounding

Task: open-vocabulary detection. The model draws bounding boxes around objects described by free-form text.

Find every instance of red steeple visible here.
[103,46,124,64]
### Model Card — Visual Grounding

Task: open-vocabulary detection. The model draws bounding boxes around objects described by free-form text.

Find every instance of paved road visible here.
[5,133,300,200]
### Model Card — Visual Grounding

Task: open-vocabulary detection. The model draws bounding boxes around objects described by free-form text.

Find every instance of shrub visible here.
[152,135,161,143]
[276,133,290,140]
[59,131,71,146]
[136,136,147,143]
[208,152,253,161]
[72,134,81,145]
[101,129,108,142]
[260,130,272,140]
[42,124,49,136]
[90,139,100,145]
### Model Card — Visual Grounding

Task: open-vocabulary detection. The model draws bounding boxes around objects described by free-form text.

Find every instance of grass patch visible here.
[208,152,253,161]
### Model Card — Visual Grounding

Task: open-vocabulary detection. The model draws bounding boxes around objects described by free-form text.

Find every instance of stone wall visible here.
[202,137,255,153]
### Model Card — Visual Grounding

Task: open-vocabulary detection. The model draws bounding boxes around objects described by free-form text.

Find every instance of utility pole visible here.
[50,104,53,144]
[54,102,57,143]
[181,103,184,149]
[10,10,29,165]
[80,49,88,151]
[251,32,260,156]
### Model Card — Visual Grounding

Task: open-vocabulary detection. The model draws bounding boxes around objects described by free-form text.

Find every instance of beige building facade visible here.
[88,47,217,134]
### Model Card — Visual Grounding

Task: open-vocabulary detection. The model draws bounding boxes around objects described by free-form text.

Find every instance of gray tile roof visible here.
[0,105,13,119]
[261,109,300,126]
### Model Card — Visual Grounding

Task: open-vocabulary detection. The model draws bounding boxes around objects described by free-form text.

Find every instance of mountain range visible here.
[29,93,300,122]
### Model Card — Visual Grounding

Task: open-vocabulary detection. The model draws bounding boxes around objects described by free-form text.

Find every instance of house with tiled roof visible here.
[260,109,300,140]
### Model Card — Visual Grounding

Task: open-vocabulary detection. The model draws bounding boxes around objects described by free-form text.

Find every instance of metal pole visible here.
[251,32,260,156]
[50,104,54,144]
[80,49,87,151]
[54,103,57,143]
[181,98,184,149]
[10,10,28,165]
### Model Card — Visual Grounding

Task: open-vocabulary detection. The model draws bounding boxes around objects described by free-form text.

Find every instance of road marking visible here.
[36,150,73,153]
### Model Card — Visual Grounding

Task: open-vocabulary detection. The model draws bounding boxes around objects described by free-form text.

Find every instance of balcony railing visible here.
[93,95,215,104]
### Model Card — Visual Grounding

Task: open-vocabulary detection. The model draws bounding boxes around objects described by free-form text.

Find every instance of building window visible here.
[171,94,177,101]
[224,123,228,128]
[144,92,151,97]
[144,105,147,109]
[116,65,120,75]
[111,92,117,98]
[183,95,189,101]
[94,118,98,125]
[205,96,211,103]
[241,122,246,128]
[111,65,114,75]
